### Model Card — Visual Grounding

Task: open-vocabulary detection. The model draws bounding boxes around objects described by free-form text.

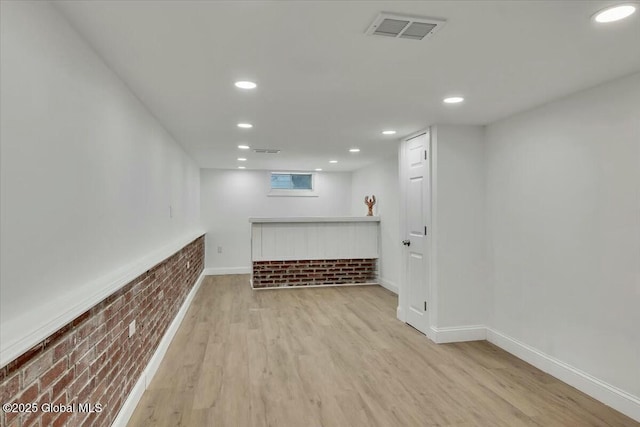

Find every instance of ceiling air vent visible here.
[253,148,281,154]
[366,12,446,40]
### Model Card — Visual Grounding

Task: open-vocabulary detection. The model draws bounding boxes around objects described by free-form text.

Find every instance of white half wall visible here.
[351,155,401,293]
[200,169,352,270]
[0,1,201,362]
[485,72,640,401]
[431,125,489,328]
[251,220,380,261]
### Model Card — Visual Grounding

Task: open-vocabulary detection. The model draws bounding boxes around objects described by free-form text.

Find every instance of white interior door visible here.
[403,132,430,335]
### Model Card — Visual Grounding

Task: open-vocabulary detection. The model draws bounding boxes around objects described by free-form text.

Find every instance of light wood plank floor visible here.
[128,275,638,427]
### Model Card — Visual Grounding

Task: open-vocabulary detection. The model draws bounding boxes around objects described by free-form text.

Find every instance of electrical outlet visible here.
[129,320,136,337]
[217,246,223,253]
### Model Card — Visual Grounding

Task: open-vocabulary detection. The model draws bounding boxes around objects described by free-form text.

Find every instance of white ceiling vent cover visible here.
[366,12,446,40]
[253,148,281,154]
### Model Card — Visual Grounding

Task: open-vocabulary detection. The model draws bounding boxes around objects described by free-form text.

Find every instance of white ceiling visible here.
[54,1,640,171]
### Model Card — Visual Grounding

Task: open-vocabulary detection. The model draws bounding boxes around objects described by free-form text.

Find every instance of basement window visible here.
[269,172,317,197]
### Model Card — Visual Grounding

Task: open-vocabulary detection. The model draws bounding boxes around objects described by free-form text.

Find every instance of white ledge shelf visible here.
[249,216,380,223]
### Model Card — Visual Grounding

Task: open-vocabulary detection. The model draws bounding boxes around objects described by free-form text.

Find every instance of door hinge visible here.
[424,226,427,235]
[424,301,427,311]
[424,150,427,160]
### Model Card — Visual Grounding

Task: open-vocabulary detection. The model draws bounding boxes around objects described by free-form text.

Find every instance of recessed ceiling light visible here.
[329,160,338,164]
[349,148,361,153]
[235,81,257,89]
[238,166,246,169]
[593,4,636,22]
[315,168,323,171]
[237,123,253,129]
[238,144,250,150]
[382,130,396,135]
[237,157,247,161]
[443,96,464,104]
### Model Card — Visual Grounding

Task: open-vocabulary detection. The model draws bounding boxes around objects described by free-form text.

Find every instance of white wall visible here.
[200,169,351,271]
[485,72,640,399]
[431,125,488,328]
[0,2,201,363]
[351,155,401,293]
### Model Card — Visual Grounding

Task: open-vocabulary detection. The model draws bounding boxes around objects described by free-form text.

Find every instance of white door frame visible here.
[398,127,436,342]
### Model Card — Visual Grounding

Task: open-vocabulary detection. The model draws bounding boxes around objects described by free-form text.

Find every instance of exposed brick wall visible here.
[252,258,377,288]
[0,236,204,427]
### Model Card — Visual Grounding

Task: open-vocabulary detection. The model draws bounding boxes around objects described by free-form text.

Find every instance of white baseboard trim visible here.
[377,277,398,294]
[112,371,145,427]
[396,306,405,322]
[112,270,206,427]
[203,267,251,275]
[486,327,640,422]
[430,325,487,344]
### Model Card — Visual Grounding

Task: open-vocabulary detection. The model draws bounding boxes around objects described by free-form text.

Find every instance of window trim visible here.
[268,171,318,197]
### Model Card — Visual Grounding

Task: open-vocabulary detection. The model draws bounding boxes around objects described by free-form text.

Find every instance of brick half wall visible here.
[0,236,204,427]
[252,258,377,288]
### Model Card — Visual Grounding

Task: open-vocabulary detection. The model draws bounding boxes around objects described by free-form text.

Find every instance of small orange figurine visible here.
[364,195,376,216]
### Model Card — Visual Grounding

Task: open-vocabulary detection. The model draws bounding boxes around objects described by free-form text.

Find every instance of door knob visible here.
[402,240,411,246]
